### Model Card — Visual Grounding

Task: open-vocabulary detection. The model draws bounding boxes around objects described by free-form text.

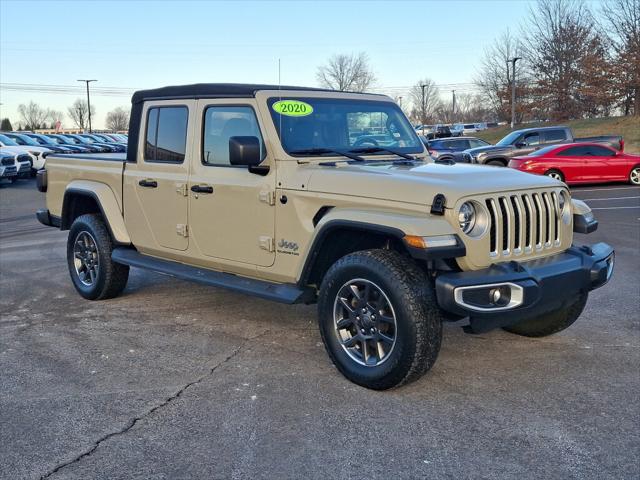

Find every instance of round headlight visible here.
[458,202,477,234]
[558,191,566,211]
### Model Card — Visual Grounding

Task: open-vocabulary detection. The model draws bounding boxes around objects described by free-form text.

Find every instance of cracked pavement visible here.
[1,179,639,479]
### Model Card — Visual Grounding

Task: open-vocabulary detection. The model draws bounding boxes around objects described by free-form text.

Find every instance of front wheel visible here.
[318,250,443,390]
[545,169,565,182]
[629,166,640,185]
[486,160,506,167]
[503,293,588,337]
[67,214,129,300]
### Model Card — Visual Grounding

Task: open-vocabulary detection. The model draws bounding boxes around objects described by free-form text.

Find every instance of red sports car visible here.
[509,143,640,185]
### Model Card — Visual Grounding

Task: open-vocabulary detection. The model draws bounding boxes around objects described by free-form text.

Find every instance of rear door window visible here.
[543,129,567,144]
[144,106,189,163]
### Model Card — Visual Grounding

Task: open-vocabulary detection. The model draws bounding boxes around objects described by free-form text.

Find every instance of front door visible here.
[124,101,194,252]
[188,100,275,267]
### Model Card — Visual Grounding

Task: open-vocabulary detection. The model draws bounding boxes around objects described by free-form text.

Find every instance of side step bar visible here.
[111,248,310,304]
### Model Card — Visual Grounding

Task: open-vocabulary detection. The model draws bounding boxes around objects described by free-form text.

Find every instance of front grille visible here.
[485,190,562,259]
[1,157,13,166]
[17,154,32,166]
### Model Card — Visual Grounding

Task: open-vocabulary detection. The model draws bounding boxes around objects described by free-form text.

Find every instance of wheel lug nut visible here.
[356,316,360,320]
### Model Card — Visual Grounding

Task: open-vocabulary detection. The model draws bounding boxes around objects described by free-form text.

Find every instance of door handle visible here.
[138,179,157,188]
[190,185,214,194]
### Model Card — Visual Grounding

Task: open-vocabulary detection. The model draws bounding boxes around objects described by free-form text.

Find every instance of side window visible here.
[455,139,470,149]
[558,146,587,156]
[468,139,484,148]
[144,106,188,163]
[524,133,540,146]
[202,106,265,166]
[544,129,567,143]
[588,145,615,157]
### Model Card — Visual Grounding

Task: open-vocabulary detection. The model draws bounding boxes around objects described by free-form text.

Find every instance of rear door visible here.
[124,100,194,252]
[542,129,569,146]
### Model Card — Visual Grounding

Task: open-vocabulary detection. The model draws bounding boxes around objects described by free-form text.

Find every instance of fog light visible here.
[454,282,524,312]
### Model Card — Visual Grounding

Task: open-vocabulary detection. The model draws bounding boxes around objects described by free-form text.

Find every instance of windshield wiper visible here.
[348,146,418,161]
[288,147,365,163]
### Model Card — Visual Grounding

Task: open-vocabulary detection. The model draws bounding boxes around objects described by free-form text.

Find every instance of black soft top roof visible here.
[130,83,365,104]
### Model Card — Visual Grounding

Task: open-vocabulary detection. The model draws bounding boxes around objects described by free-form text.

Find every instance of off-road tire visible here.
[487,160,506,167]
[67,214,129,300]
[503,293,588,337]
[318,249,443,390]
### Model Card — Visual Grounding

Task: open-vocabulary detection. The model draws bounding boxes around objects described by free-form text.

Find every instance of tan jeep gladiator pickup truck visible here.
[36,84,614,390]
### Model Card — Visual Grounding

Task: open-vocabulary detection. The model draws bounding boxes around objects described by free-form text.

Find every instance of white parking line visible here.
[590,206,640,210]
[581,196,640,201]
[572,186,639,193]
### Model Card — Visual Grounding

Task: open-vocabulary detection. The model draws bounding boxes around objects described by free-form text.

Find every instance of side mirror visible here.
[515,141,526,148]
[229,136,262,167]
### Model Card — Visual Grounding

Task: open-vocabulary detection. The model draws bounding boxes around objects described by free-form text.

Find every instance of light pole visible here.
[507,58,521,129]
[420,83,427,123]
[451,89,456,121]
[77,79,97,132]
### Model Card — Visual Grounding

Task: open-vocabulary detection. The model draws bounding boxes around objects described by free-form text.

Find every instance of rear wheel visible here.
[67,214,129,300]
[629,166,640,185]
[545,169,565,182]
[318,249,443,390]
[503,293,588,337]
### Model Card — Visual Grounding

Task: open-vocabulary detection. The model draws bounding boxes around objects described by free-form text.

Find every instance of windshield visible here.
[30,134,55,145]
[11,134,40,146]
[267,97,423,156]
[0,134,19,146]
[496,131,522,146]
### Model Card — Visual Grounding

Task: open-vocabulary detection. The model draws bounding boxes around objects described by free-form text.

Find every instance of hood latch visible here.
[430,193,446,215]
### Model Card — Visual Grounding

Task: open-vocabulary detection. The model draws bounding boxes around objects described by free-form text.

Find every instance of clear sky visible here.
[0,0,607,129]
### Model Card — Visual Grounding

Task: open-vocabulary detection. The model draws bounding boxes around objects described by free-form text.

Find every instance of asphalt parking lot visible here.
[1,178,638,480]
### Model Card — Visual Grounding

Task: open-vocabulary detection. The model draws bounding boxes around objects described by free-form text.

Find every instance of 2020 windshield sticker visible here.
[272,100,313,117]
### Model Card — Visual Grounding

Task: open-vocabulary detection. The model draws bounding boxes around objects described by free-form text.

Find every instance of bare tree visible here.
[17,101,54,130]
[408,79,441,124]
[67,99,95,130]
[601,0,640,115]
[316,52,376,92]
[522,0,613,120]
[105,107,130,131]
[474,29,525,122]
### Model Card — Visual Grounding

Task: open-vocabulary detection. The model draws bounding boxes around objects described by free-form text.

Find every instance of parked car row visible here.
[415,122,489,139]
[435,125,638,186]
[0,131,128,182]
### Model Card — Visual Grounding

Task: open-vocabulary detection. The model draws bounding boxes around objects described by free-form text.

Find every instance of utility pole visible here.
[507,58,521,129]
[77,79,97,132]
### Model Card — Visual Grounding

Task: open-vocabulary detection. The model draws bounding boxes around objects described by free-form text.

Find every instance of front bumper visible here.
[435,243,614,333]
[0,166,18,178]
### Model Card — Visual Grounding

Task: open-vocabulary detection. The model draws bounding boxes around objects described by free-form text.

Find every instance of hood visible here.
[466,144,514,157]
[306,161,561,207]
[0,146,33,157]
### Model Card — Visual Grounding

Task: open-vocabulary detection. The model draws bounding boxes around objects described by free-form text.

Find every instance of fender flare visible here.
[62,180,131,245]
[296,207,462,285]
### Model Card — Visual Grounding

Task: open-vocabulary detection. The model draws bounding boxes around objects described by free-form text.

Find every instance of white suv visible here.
[0,133,48,173]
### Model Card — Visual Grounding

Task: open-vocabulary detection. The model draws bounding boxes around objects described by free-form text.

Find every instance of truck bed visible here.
[44,152,128,219]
